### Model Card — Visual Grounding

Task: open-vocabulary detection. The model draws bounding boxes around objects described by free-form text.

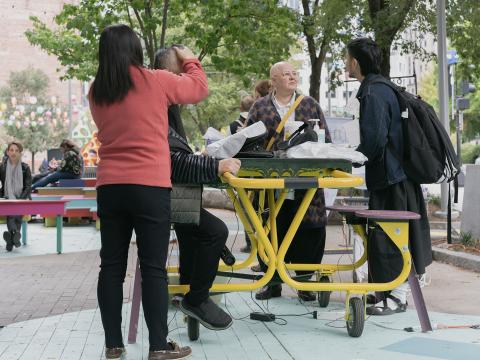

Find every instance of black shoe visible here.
[298,290,316,302]
[365,292,385,305]
[179,297,233,330]
[240,245,251,253]
[3,231,13,252]
[366,296,407,316]
[11,231,21,248]
[255,284,282,300]
[220,246,236,266]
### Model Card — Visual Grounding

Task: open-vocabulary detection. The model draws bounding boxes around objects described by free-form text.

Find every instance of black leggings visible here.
[259,199,326,282]
[175,208,228,305]
[7,216,22,233]
[97,185,171,351]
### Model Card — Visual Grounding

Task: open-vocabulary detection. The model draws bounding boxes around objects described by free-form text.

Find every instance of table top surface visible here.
[0,199,68,216]
[237,158,352,178]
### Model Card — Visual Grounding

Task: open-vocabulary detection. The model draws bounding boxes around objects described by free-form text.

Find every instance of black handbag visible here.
[276,123,317,150]
[234,133,273,158]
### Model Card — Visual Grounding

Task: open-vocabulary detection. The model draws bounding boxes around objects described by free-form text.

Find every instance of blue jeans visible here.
[31,171,80,189]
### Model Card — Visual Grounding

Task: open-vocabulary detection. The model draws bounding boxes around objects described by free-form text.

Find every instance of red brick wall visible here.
[0,0,83,103]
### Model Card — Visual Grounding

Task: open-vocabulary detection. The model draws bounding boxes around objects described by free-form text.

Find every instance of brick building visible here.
[0,0,83,103]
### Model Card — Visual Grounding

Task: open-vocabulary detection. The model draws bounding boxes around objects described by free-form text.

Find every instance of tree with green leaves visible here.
[0,68,68,171]
[181,74,246,144]
[363,0,435,77]
[297,0,358,101]
[448,0,480,80]
[25,0,297,82]
[25,0,298,138]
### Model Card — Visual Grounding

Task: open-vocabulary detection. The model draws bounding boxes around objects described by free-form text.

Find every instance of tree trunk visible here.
[380,46,391,78]
[160,0,169,48]
[301,0,327,102]
[309,57,322,102]
[31,151,35,174]
[367,0,415,79]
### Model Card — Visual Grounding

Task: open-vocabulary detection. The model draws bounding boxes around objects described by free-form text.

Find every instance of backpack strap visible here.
[370,78,407,171]
[266,95,305,151]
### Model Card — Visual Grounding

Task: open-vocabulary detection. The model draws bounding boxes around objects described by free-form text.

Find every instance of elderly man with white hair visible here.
[247,61,331,301]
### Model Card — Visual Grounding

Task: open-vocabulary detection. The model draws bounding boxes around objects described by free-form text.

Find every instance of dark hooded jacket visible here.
[169,127,219,184]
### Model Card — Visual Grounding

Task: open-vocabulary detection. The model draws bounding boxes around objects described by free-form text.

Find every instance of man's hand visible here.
[218,158,241,176]
[173,46,196,62]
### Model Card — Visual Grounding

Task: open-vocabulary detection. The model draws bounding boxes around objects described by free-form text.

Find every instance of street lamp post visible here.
[436,0,451,215]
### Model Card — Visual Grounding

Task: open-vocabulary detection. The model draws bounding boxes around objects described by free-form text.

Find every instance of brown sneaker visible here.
[105,347,126,360]
[149,341,192,360]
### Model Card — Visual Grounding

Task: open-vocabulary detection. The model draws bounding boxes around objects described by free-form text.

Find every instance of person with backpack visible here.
[345,38,432,315]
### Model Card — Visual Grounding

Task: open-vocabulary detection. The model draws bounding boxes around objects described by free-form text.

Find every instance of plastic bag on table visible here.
[286,142,368,165]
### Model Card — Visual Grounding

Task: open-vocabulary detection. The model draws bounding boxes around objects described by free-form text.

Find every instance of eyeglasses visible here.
[280,71,299,79]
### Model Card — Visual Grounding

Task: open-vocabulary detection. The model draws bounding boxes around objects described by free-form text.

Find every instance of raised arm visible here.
[154,46,209,105]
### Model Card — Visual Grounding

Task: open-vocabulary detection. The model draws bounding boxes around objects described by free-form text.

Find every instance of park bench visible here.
[0,199,68,254]
[31,195,97,228]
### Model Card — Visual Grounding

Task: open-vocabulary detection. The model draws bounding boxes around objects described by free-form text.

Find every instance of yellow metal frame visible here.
[167,168,413,316]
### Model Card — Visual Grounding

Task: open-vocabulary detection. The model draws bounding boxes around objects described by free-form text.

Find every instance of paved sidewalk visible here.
[0,295,479,360]
[1,209,479,359]
[0,249,136,327]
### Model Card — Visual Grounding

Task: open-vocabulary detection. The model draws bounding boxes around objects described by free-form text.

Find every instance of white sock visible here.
[390,282,410,304]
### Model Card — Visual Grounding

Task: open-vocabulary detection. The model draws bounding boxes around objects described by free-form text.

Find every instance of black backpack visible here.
[372,79,460,184]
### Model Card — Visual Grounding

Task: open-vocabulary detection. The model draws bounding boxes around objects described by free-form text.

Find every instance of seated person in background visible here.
[38,158,49,174]
[254,79,272,99]
[32,139,83,190]
[227,95,255,135]
[0,141,32,251]
[32,157,59,184]
[155,46,241,331]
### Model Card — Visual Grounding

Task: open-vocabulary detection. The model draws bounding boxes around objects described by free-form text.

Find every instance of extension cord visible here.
[250,312,275,322]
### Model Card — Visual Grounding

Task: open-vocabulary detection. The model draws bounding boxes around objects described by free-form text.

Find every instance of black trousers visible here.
[175,208,228,305]
[259,199,326,283]
[6,216,22,233]
[97,185,171,351]
[368,179,432,284]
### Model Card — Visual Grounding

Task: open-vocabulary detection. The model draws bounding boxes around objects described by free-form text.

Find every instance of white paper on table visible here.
[203,127,225,141]
[205,122,266,159]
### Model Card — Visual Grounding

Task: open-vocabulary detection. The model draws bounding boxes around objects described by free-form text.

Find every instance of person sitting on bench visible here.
[0,141,32,251]
[155,46,241,331]
[32,139,83,190]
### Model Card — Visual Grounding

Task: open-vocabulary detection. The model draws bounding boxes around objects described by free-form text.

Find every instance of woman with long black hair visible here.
[89,24,208,360]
